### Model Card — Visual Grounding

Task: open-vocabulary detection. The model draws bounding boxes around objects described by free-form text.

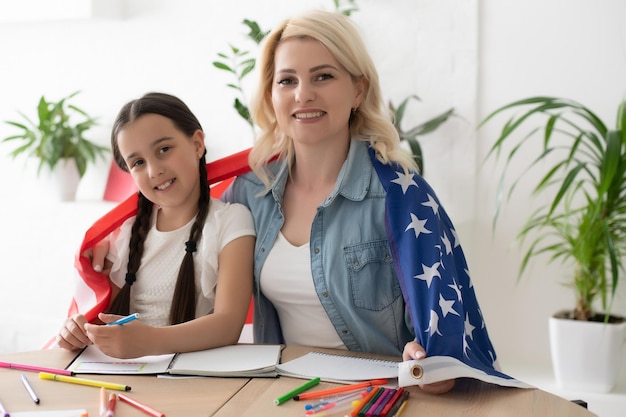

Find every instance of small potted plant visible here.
[479,96,626,392]
[2,91,109,201]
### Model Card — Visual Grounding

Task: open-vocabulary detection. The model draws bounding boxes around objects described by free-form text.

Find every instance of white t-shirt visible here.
[260,231,346,349]
[107,198,255,327]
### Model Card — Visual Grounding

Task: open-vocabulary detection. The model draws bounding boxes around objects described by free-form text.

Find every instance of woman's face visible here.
[116,114,204,216]
[271,37,363,148]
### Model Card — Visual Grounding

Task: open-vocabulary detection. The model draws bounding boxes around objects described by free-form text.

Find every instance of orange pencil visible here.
[348,386,380,417]
[294,378,388,401]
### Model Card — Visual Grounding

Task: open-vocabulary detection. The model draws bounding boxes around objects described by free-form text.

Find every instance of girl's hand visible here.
[84,313,153,359]
[57,314,92,351]
[403,341,456,394]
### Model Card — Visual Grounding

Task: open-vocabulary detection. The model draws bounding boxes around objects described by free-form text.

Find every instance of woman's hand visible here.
[82,238,112,275]
[57,314,92,351]
[403,341,455,394]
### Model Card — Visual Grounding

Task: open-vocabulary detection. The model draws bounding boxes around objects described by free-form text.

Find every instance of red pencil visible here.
[379,388,404,417]
[118,393,164,417]
[102,393,117,417]
[294,378,388,401]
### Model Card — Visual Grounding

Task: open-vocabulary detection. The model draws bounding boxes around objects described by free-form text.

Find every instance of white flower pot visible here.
[549,314,626,393]
[41,159,81,201]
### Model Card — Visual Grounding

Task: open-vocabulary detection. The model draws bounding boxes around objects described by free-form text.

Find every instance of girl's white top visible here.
[107,198,255,326]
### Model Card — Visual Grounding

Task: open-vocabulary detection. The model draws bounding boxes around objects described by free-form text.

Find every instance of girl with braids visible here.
[56,92,255,359]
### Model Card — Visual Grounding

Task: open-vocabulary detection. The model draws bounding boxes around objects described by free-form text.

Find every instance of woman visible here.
[222,10,500,394]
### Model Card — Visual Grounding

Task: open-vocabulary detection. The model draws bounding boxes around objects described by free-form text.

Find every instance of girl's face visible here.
[271,37,364,148]
[117,114,205,218]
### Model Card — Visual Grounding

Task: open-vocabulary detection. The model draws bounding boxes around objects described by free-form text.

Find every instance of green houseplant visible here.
[480,96,626,392]
[2,91,108,200]
[390,95,455,175]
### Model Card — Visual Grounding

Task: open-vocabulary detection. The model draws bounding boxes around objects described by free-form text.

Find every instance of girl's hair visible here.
[108,92,210,325]
[249,9,416,187]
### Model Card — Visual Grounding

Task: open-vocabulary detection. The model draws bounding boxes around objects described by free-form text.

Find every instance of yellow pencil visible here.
[39,372,131,391]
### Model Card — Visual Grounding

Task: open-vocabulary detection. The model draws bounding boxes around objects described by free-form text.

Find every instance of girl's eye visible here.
[159,146,171,154]
[130,159,144,169]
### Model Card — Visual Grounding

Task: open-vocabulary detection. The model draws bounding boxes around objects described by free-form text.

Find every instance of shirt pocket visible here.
[344,240,401,311]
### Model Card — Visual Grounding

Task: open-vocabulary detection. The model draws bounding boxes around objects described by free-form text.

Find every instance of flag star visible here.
[405,213,431,239]
[422,194,439,216]
[441,232,452,255]
[448,281,462,302]
[465,313,476,341]
[415,262,441,287]
[426,310,442,336]
[391,171,418,194]
[439,294,459,318]
[451,228,461,248]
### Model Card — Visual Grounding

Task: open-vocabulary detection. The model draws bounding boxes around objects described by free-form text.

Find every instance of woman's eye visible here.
[277,77,295,86]
[315,73,334,82]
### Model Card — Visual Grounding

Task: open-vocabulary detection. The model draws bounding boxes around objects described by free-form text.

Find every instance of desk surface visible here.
[0,347,596,417]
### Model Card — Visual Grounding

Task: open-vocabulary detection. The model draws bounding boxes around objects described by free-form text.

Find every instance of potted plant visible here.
[479,96,626,392]
[389,95,455,175]
[2,91,109,201]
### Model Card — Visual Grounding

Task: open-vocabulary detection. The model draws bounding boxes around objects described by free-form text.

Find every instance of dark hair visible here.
[107,92,210,325]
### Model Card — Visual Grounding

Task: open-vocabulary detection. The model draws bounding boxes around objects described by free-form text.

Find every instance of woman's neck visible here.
[290,140,350,190]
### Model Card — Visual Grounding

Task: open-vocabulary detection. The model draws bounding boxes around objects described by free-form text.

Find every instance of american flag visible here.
[368,148,518,385]
[64,146,519,387]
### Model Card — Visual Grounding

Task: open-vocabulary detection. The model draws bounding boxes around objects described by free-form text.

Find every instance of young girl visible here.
[56,92,255,359]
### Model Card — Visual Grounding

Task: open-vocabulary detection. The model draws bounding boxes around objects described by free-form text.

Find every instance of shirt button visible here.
[353,260,360,267]
[385,254,391,260]
[314,248,320,254]
[322,292,329,298]
[341,329,349,335]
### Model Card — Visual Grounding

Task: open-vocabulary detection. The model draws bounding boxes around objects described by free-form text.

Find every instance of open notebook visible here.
[66,344,399,382]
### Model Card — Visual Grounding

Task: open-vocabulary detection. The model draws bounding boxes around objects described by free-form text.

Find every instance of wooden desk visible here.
[0,347,596,417]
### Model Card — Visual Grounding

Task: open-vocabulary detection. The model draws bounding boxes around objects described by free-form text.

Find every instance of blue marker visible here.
[107,313,139,326]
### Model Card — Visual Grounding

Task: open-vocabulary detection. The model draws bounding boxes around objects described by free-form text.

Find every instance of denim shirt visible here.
[222,140,414,357]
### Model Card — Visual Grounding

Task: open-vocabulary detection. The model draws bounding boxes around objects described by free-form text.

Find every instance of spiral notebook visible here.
[66,344,282,377]
[275,352,399,383]
[66,345,398,382]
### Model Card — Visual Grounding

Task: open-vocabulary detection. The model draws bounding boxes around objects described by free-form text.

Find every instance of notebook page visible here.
[276,352,399,383]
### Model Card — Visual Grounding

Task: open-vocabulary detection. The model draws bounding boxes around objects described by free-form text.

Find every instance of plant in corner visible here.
[2,91,108,200]
[479,96,626,392]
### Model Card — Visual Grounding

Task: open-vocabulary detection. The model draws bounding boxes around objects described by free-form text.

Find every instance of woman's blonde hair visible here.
[249,9,416,186]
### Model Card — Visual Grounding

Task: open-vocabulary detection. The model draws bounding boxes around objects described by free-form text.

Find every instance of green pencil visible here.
[273,377,321,405]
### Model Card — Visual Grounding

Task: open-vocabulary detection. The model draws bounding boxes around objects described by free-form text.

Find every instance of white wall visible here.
[476,0,626,375]
[0,0,625,394]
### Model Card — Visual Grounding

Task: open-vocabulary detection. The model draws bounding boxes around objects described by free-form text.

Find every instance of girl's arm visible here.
[84,235,255,358]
